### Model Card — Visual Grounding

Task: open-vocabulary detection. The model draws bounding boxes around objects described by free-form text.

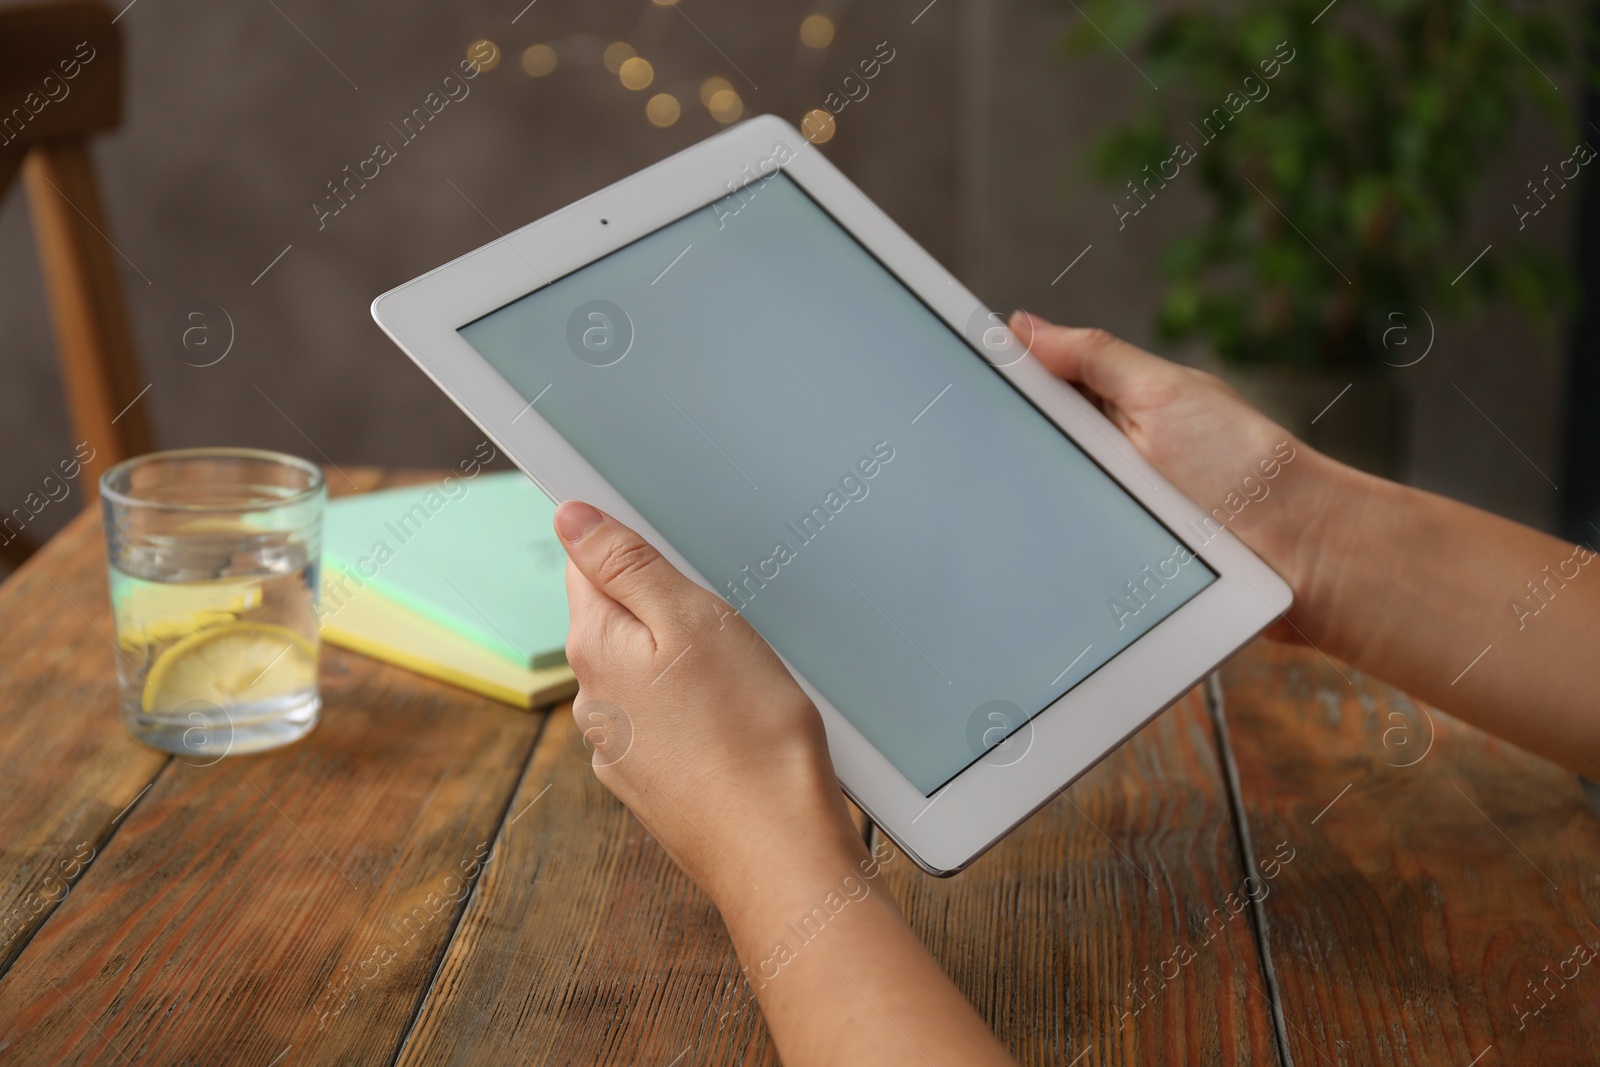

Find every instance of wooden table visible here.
[2,470,1598,1066]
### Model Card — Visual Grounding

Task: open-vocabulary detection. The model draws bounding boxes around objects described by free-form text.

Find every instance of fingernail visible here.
[555,501,604,542]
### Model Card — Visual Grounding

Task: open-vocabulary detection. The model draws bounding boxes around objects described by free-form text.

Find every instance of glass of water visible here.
[101,449,324,758]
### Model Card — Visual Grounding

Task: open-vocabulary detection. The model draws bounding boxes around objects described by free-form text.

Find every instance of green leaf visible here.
[1060,0,1586,368]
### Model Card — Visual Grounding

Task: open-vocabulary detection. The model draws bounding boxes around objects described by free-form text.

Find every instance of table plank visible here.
[396,708,785,1066]
[0,465,406,979]
[1217,641,1600,1066]
[0,509,166,977]
[0,469,552,1065]
[0,648,543,1065]
[877,685,1281,1066]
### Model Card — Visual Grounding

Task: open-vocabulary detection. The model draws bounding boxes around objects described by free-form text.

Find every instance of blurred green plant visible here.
[1064,0,1584,368]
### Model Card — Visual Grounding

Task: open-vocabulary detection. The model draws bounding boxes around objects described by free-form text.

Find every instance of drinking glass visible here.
[101,449,324,757]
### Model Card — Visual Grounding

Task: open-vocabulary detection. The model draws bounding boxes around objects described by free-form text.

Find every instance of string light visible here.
[708,88,743,123]
[525,5,769,132]
[799,14,835,48]
[522,44,557,77]
[466,39,501,72]
[699,76,733,107]
[603,41,636,74]
[647,93,681,127]
[801,108,836,143]
[619,56,654,90]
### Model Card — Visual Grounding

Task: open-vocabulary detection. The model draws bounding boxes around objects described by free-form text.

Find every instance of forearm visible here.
[1295,460,1600,778]
[714,835,1015,1066]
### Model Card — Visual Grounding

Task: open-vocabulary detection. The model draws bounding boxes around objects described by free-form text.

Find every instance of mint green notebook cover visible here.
[323,473,569,668]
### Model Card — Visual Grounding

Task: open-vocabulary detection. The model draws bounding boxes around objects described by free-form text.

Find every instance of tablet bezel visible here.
[372,114,1293,876]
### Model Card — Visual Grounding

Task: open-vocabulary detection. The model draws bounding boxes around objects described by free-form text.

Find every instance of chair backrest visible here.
[2,0,149,565]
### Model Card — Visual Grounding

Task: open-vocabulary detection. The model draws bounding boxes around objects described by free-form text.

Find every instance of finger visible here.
[563,557,613,621]
[1100,399,1136,437]
[564,557,637,641]
[1011,310,1173,404]
[554,501,692,630]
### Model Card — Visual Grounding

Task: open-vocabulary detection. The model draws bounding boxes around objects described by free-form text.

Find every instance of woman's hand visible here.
[1012,310,1359,645]
[554,500,867,913]
[555,500,1017,1066]
[1014,311,1600,779]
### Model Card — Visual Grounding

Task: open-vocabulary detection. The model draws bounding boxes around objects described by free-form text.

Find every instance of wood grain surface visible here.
[1217,641,1600,1067]
[0,466,407,983]
[0,649,542,1065]
[396,708,782,1066]
[0,470,543,1064]
[5,467,1600,1066]
[877,685,1281,1067]
[0,506,167,978]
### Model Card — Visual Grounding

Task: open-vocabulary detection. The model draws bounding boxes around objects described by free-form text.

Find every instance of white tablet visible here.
[372,115,1291,875]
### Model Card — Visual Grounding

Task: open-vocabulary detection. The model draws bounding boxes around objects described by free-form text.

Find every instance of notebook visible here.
[319,572,576,709]
[321,473,569,668]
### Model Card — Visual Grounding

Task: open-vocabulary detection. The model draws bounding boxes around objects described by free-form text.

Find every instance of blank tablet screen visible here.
[460,171,1215,795]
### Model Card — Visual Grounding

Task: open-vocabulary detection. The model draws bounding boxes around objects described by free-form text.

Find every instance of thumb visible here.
[1012,310,1170,405]
[554,501,687,627]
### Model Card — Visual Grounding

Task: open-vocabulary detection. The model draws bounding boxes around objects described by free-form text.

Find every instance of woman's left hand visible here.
[554,501,1018,1067]
[554,500,867,913]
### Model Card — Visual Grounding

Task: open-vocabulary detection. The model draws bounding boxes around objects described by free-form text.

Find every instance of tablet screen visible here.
[460,170,1215,795]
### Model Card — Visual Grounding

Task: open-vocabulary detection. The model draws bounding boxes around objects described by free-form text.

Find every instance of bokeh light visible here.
[466,39,501,72]
[603,41,636,74]
[619,56,654,90]
[699,76,733,107]
[646,93,681,127]
[708,88,743,123]
[801,108,836,143]
[521,44,557,77]
[799,14,835,48]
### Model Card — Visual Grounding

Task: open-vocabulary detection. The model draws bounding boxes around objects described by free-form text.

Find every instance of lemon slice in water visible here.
[115,577,264,650]
[141,622,316,715]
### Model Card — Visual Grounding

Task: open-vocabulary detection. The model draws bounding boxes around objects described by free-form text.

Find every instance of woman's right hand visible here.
[1017,311,1600,781]
[1011,310,1364,647]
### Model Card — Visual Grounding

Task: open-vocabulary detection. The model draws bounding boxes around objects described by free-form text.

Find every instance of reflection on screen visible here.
[460,169,1215,794]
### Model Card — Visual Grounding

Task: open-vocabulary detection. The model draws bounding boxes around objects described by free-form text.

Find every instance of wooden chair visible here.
[1,0,150,568]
